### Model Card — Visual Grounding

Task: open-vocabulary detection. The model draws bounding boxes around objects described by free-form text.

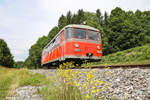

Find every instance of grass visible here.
[39,83,83,100]
[0,66,49,100]
[0,66,87,100]
[93,43,150,66]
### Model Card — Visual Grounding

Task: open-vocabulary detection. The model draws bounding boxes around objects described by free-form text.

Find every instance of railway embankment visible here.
[29,68,150,100]
[6,67,150,100]
[93,43,150,65]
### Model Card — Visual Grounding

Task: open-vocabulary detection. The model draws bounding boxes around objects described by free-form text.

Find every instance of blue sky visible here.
[0,0,150,61]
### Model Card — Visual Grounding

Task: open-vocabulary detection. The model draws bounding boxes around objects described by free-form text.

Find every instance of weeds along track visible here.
[82,64,150,69]
[47,64,150,69]
[30,65,150,100]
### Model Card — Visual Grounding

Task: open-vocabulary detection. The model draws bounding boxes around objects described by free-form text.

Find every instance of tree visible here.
[48,26,59,39]
[106,7,146,53]
[96,9,103,26]
[84,12,98,27]
[72,14,78,24]
[0,39,14,67]
[58,14,67,30]
[24,36,49,69]
[14,61,24,68]
[66,11,72,24]
[104,11,109,25]
[77,9,85,24]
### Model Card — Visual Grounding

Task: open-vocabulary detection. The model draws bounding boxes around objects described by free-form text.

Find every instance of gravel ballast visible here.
[7,68,150,100]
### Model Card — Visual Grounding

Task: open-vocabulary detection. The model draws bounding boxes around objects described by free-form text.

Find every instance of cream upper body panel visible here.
[63,24,99,31]
[44,24,99,49]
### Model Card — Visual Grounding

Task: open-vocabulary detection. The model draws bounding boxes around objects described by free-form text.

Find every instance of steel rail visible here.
[81,64,150,69]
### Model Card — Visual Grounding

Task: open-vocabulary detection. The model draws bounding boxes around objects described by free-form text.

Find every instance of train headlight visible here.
[75,44,79,48]
[97,46,100,49]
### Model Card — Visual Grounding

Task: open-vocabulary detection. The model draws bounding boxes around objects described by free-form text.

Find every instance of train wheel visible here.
[74,61,83,67]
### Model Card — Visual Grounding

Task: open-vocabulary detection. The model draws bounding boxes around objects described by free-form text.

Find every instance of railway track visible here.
[82,64,150,69]
[47,63,150,69]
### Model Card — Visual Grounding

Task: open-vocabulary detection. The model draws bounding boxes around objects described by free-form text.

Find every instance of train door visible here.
[60,30,65,61]
[55,34,60,60]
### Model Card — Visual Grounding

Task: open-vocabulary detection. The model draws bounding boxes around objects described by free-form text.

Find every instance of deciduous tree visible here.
[0,39,14,67]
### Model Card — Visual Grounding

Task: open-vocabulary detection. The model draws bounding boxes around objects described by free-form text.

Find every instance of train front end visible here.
[64,25,102,62]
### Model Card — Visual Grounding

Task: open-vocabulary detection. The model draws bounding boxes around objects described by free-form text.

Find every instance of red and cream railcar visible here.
[41,24,102,65]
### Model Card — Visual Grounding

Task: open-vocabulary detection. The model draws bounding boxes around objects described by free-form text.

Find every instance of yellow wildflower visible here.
[98,81,104,84]
[94,83,97,86]
[63,63,66,65]
[83,83,86,87]
[105,71,109,75]
[85,86,87,90]
[92,90,96,93]
[105,82,109,85]
[75,83,79,87]
[92,86,96,89]
[83,83,87,90]
[87,74,91,79]
[90,80,93,84]
[92,70,95,73]
[96,89,100,92]
[67,82,72,85]
[74,81,79,87]
[85,94,90,99]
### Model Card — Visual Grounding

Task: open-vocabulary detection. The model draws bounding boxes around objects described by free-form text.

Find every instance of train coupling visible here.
[86,53,93,57]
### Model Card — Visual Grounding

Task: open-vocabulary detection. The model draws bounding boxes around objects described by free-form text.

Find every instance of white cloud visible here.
[0,0,150,61]
[39,0,150,15]
[116,0,149,11]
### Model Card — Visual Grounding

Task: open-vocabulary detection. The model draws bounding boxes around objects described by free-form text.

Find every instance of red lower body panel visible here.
[41,41,102,65]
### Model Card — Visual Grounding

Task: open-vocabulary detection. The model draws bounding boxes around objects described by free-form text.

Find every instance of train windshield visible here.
[74,28,86,39]
[88,30,99,41]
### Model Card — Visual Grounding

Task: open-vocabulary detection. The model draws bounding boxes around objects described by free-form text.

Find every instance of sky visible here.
[0,0,150,61]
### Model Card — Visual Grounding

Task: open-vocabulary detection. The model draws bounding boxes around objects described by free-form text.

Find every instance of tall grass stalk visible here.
[0,66,48,100]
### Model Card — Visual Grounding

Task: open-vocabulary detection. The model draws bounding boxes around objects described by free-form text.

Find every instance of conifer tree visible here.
[58,14,67,30]
[66,11,72,24]
[96,9,103,26]
[104,11,109,25]
[77,9,85,24]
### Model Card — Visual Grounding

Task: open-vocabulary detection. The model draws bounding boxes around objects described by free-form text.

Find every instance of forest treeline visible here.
[1,7,150,68]
[24,7,150,69]
[0,39,24,68]
[0,39,14,67]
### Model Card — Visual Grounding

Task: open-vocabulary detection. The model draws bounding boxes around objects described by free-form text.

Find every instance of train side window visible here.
[60,30,65,42]
[98,33,101,41]
[48,45,51,52]
[66,28,72,40]
[43,47,48,56]
[50,43,52,49]
[52,39,56,48]
[55,35,60,45]
[43,50,45,56]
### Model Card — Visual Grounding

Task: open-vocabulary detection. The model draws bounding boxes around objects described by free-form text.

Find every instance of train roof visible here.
[62,24,99,31]
[43,24,99,49]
